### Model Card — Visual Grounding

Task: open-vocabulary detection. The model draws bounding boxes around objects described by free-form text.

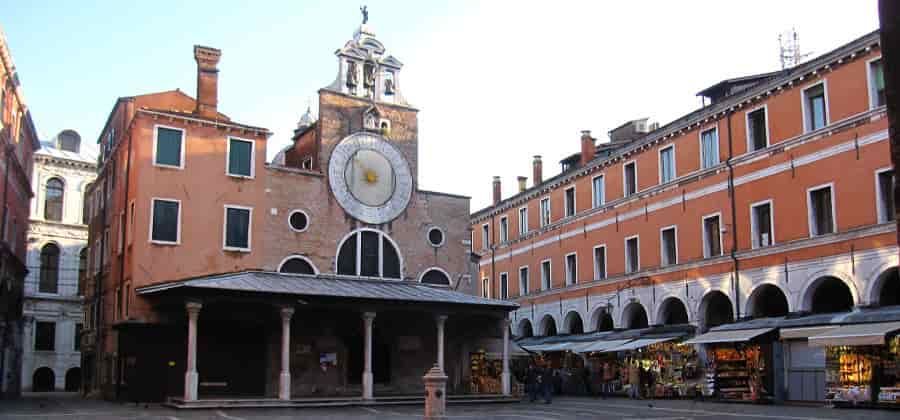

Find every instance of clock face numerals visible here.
[329,133,412,224]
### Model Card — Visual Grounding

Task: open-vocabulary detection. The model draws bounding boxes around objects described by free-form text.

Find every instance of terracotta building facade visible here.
[472,30,898,340]
[83,22,514,403]
[0,24,41,399]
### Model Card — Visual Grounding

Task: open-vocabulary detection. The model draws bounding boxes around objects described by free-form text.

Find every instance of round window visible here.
[289,210,309,232]
[427,227,445,247]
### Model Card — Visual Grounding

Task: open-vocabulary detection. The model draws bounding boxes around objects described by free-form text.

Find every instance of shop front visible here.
[602,335,701,398]
[808,320,900,407]
[685,324,779,403]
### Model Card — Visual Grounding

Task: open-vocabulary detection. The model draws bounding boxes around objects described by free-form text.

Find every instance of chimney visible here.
[193,45,222,118]
[580,130,595,166]
[532,155,543,186]
[492,176,502,205]
[517,176,528,193]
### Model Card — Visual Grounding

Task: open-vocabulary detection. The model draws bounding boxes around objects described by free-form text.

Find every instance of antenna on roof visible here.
[779,28,812,69]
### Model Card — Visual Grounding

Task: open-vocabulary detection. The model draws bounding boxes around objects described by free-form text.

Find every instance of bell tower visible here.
[325,12,408,107]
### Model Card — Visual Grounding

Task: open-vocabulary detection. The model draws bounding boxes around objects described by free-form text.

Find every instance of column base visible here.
[362,371,374,400]
[279,372,291,400]
[501,371,511,396]
[184,371,199,401]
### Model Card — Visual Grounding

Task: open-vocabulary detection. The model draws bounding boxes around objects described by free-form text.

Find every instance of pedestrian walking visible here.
[540,365,554,404]
[526,363,540,403]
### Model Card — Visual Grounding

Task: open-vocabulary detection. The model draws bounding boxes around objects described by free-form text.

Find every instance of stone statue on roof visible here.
[360,5,368,24]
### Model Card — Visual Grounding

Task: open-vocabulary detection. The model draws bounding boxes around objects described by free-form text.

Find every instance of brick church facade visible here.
[82,21,514,403]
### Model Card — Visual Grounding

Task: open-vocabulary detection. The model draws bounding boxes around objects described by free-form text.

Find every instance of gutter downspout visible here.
[725,111,741,320]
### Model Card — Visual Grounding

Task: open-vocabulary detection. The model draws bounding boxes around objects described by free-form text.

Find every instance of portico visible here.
[129,271,516,405]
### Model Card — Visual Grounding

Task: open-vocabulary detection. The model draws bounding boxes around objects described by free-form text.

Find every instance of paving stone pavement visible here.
[2,393,899,420]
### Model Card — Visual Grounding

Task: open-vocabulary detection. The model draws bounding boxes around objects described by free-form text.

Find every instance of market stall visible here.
[685,327,777,402]
[604,336,701,398]
[808,321,900,407]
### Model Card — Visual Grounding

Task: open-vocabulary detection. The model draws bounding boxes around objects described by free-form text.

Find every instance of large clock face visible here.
[328,133,412,224]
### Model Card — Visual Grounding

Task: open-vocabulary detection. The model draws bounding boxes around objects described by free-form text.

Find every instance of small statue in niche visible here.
[364,113,377,130]
[346,61,358,88]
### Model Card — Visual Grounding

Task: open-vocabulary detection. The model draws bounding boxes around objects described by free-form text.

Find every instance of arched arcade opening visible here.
[699,291,734,332]
[563,311,584,334]
[875,267,899,307]
[621,302,649,329]
[539,315,558,336]
[657,297,689,325]
[517,319,534,338]
[747,284,790,318]
[807,276,854,314]
[32,367,55,392]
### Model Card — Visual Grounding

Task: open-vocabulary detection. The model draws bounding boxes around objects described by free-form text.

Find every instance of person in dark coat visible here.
[525,363,540,402]
[540,367,554,404]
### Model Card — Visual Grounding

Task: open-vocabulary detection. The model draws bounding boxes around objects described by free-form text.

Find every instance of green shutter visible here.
[156,128,183,166]
[228,139,253,176]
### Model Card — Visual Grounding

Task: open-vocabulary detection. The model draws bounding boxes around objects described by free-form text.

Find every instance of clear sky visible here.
[2,0,880,210]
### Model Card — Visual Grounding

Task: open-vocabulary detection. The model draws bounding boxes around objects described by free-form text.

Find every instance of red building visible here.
[472,29,896,337]
[0,24,41,398]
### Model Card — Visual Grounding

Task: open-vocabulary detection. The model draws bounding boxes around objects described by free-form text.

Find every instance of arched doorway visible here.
[748,284,790,318]
[32,367,55,392]
[563,311,584,334]
[699,291,734,332]
[657,297,689,325]
[808,276,854,314]
[621,302,648,329]
[876,267,899,306]
[592,309,614,332]
[539,315,558,336]
[64,367,81,392]
[517,319,534,338]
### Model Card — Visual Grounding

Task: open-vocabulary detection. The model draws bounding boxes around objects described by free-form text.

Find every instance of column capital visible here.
[186,301,203,315]
[281,306,295,320]
[500,317,512,328]
[362,311,376,321]
[435,314,448,324]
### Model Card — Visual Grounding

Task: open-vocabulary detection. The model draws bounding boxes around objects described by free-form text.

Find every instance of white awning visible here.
[603,336,679,352]
[808,321,900,347]
[576,339,634,353]
[521,341,583,352]
[779,326,837,340]
[683,327,774,345]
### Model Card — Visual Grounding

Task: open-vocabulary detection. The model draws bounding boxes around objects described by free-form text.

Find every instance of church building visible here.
[81,18,516,404]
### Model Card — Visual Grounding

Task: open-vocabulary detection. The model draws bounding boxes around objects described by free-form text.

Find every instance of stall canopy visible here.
[683,327,775,345]
[808,321,900,347]
[576,339,631,353]
[779,325,838,340]
[603,336,679,352]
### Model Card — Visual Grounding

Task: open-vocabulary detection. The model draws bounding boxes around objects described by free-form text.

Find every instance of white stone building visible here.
[21,130,96,392]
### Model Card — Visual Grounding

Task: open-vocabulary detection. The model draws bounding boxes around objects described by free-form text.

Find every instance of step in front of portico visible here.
[165,394,519,409]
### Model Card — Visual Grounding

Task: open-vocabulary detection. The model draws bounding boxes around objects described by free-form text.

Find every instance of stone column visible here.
[279,306,294,401]
[184,301,202,401]
[362,312,376,400]
[501,318,511,396]
[435,315,448,372]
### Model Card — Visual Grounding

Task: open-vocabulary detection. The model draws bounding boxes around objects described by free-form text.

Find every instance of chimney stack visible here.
[532,156,543,186]
[517,176,528,193]
[492,176,502,205]
[194,45,222,118]
[580,130,595,166]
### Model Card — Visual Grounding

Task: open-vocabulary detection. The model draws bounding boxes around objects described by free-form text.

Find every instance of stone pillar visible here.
[184,301,202,401]
[362,312,376,400]
[423,364,448,420]
[279,306,294,401]
[501,318,511,396]
[436,315,447,372]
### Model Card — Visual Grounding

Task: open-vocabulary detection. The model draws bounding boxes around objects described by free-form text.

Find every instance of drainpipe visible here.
[725,111,741,320]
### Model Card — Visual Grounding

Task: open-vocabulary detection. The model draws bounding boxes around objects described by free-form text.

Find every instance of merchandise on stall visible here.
[708,345,769,402]
[469,350,502,394]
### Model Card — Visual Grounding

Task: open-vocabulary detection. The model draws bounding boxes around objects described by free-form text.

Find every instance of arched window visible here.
[82,183,92,225]
[44,178,64,222]
[421,268,451,286]
[39,244,61,294]
[336,229,401,279]
[279,256,316,275]
[58,130,81,153]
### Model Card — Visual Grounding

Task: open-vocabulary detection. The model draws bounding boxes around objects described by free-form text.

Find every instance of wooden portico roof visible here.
[136,270,518,312]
